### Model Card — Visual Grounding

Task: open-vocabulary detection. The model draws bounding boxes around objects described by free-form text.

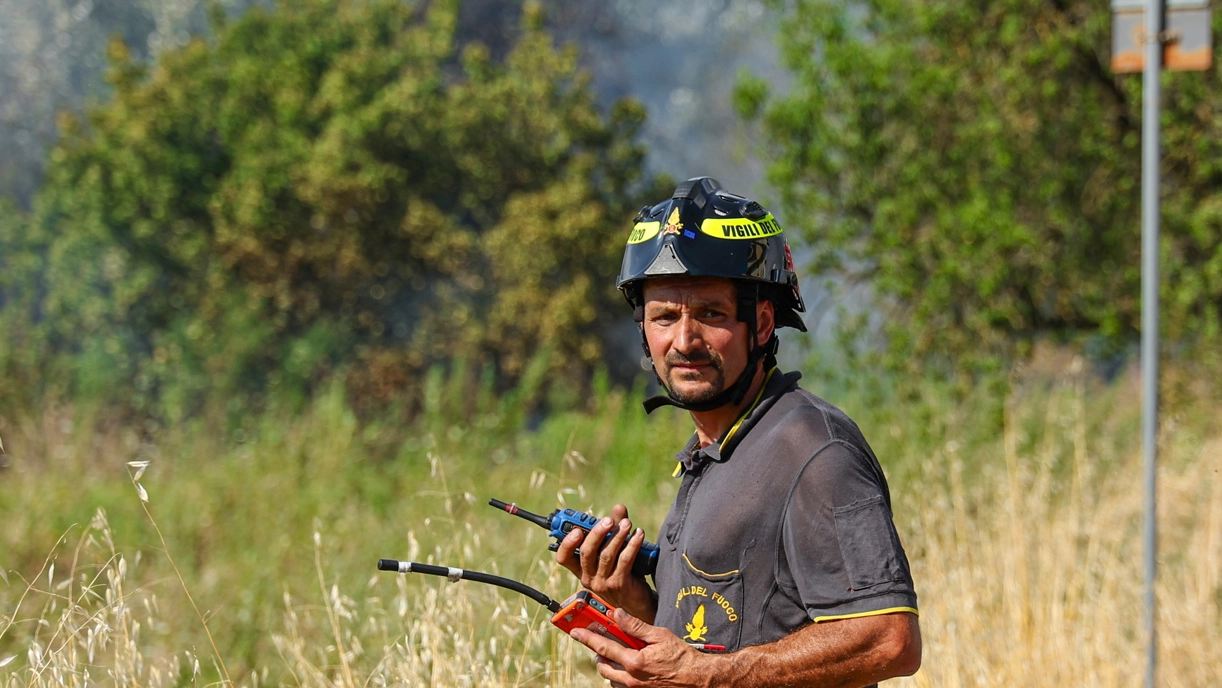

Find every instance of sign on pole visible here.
[1113,0,1212,72]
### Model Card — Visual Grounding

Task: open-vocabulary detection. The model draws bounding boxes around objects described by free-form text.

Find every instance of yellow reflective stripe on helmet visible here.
[700,215,782,240]
[627,221,661,244]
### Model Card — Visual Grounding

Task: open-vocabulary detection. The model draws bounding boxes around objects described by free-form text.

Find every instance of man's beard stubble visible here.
[662,349,726,405]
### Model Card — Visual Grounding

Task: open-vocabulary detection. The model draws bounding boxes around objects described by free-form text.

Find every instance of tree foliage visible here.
[0,0,660,419]
[738,0,1222,374]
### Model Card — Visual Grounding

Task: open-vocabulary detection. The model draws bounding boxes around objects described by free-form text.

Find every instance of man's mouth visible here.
[667,354,715,376]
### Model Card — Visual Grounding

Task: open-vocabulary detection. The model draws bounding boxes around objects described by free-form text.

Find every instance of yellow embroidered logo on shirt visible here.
[683,604,708,642]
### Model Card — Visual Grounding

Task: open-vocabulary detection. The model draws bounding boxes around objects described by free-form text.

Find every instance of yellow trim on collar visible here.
[671,368,778,479]
[812,607,919,623]
[718,367,778,452]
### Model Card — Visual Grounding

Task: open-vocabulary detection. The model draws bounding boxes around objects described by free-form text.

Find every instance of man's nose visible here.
[672,315,704,353]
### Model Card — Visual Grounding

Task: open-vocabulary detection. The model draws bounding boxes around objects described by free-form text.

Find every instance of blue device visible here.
[489,498,660,577]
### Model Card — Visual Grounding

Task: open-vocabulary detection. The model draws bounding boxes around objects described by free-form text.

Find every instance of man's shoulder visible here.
[764,375,869,446]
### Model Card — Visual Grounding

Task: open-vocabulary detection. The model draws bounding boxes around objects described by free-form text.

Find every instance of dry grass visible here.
[0,507,607,688]
[893,374,1221,687]
[1,370,1218,687]
[0,509,190,687]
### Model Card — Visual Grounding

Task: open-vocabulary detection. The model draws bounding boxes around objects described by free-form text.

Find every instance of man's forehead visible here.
[642,276,737,303]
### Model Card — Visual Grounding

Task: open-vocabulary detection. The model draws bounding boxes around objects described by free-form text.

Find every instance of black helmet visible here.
[617,176,806,331]
[618,177,806,414]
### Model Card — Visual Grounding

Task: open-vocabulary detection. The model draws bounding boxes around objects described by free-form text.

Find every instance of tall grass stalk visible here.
[127,462,233,686]
[0,510,189,687]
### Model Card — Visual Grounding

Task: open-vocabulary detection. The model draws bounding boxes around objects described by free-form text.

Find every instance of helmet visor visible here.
[618,213,786,286]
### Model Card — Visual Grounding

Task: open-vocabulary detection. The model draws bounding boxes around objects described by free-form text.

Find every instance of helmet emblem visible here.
[662,207,684,236]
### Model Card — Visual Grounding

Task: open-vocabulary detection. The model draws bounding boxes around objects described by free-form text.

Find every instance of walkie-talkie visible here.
[488,498,660,577]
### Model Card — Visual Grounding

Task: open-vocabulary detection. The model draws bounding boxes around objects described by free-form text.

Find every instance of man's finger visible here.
[597,519,633,575]
[612,607,655,642]
[596,656,626,673]
[596,655,630,687]
[580,517,616,574]
[569,627,633,667]
[554,527,584,575]
[617,528,644,570]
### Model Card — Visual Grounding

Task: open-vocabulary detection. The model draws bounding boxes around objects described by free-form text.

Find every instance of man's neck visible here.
[689,365,768,448]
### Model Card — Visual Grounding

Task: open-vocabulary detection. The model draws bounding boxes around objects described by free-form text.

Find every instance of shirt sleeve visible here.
[780,439,919,622]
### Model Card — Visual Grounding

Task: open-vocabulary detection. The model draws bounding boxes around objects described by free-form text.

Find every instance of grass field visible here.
[1,362,1218,686]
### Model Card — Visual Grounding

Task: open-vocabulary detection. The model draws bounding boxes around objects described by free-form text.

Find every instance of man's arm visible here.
[571,608,921,688]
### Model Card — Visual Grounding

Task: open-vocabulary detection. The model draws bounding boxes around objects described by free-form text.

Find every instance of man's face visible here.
[642,276,752,406]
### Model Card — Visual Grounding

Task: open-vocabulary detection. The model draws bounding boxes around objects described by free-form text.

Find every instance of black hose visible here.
[377,558,561,613]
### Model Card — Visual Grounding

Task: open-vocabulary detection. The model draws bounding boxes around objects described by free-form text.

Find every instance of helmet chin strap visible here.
[642,339,777,414]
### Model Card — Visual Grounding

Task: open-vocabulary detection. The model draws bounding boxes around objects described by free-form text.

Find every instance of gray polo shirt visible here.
[653,369,918,655]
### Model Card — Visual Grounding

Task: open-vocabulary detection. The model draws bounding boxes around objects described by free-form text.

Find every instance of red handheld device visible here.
[551,589,647,649]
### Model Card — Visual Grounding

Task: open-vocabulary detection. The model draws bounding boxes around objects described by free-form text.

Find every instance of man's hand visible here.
[572,609,921,688]
[554,503,658,621]
[570,608,722,688]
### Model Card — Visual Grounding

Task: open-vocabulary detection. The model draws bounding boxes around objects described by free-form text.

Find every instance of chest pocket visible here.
[668,547,751,651]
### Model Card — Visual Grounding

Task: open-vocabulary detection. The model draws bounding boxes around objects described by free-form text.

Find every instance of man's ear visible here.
[756,299,776,346]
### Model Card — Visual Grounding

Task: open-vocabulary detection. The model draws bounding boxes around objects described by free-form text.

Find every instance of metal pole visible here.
[1141,0,1163,686]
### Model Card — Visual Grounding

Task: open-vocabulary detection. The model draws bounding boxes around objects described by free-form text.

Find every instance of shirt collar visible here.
[672,369,802,475]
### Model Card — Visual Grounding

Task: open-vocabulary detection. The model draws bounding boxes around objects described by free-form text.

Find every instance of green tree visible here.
[4,0,659,419]
[0,200,43,413]
[738,0,1222,375]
